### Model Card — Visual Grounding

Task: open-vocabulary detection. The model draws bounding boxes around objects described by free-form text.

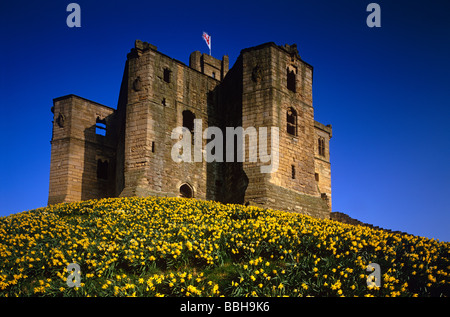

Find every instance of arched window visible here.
[286,107,297,136]
[180,183,194,198]
[182,110,195,133]
[318,137,325,156]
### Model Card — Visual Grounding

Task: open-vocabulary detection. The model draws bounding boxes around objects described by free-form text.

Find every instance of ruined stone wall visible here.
[48,95,116,205]
[48,97,71,204]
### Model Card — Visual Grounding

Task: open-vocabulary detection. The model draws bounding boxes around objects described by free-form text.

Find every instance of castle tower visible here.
[118,40,227,200]
[48,95,116,205]
[220,42,331,218]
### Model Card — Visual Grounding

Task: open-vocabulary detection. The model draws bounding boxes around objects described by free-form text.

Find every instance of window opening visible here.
[287,107,297,136]
[318,137,325,157]
[182,110,195,133]
[163,68,171,83]
[95,117,106,136]
[287,68,296,92]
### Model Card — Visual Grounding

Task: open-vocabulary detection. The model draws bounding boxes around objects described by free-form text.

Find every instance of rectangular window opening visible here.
[291,165,296,179]
[95,118,107,136]
[163,68,171,83]
[287,68,296,92]
[287,108,297,136]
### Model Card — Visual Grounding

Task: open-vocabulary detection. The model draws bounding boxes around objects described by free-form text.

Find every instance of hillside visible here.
[0,197,449,297]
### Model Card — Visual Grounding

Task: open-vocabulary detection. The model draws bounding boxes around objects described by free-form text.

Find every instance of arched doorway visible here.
[179,183,194,198]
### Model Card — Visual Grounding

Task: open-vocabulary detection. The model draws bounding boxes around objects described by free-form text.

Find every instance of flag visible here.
[202,32,211,54]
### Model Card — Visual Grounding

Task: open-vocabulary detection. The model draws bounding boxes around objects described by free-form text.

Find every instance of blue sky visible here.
[1,0,449,242]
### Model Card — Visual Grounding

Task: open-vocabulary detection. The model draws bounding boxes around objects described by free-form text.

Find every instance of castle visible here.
[48,40,333,219]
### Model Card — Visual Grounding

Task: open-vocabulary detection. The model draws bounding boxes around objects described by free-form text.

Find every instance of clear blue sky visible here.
[1,0,449,242]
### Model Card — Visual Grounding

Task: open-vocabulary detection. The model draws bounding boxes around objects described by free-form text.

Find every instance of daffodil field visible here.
[0,197,449,297]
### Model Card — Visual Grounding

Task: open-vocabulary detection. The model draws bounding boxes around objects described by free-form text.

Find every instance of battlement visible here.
[129,39,229,81]
[189,51,229,80]
[241,42,307,65]
[314,121,332,138]
[128,39,158,58]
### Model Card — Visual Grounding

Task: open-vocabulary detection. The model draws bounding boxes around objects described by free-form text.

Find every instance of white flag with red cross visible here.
[202,32,211,54]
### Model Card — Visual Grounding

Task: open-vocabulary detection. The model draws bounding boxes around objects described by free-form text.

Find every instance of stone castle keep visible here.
[49,40,333,219]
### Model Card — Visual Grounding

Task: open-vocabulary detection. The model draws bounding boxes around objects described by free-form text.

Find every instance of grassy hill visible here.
[0,196,448,297]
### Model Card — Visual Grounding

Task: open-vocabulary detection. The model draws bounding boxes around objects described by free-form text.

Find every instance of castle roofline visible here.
[314,121,332,138]
[52,94,115,111]
[130,39,228,81]
[240,41,278,54]
[240,42,313,69]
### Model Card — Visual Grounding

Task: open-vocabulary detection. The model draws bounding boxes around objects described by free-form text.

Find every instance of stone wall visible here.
[48,95,116,204]
[314,121,332,211]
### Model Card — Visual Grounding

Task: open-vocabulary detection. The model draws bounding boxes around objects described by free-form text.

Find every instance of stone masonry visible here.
[48,40,333,219]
